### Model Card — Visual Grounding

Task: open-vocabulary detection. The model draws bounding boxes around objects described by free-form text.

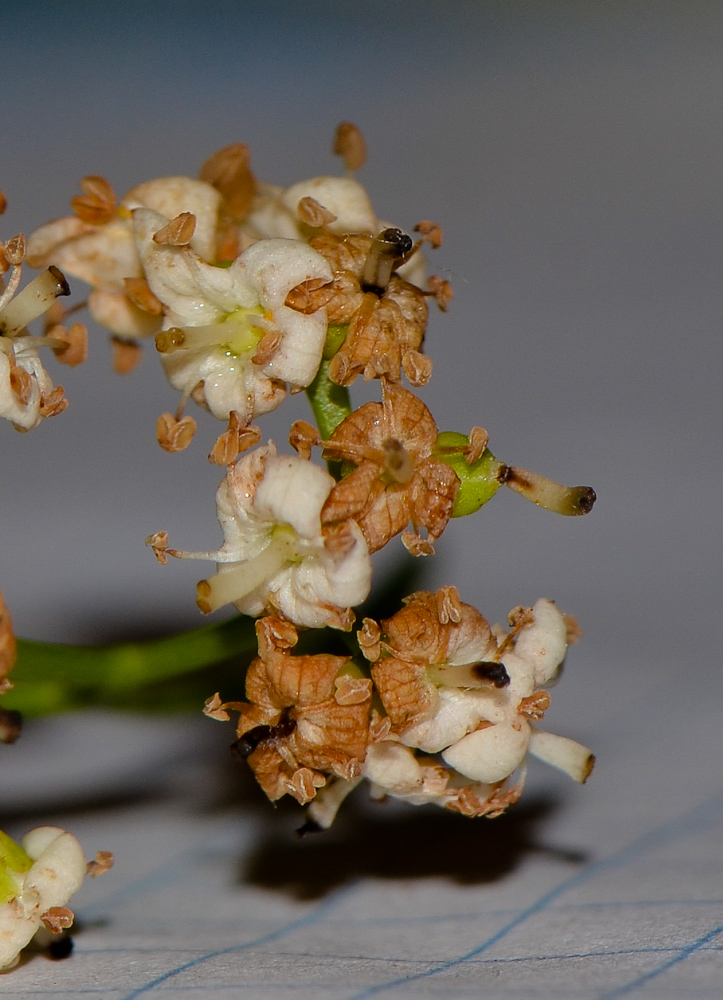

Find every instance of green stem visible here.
[305,359,352,441]
[3,615,257,717]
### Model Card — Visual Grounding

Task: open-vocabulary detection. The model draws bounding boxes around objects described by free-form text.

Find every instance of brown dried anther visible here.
[0,592,17,686]
[111,337,143,374]
[123,277,163,315]
[41,906,75,934]
[70,175,117,226]
[4,234,26,267]
[145,530,170,564]
[208,412,261,466]
[426,274,453,311]
[321,382,460,554]
[156,411,196,452]
[38,386,68,419]
[152,212,196,247]
[87,851,114,877]
[333,121,367,172]
[199,143,256,221]
[414,220,443,249]
[49,322,88,367]
[297,196,337,229]
[217,616,372,805]
[288,419,319,459]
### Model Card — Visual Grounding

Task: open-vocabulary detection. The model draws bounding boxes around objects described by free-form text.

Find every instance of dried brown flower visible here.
[214,616,372,804]
[285,228,431,387]
[321,382,460,554]
[367,587,498,735]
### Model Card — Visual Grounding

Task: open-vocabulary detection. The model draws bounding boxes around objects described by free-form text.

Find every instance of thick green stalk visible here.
[3,615,257,717]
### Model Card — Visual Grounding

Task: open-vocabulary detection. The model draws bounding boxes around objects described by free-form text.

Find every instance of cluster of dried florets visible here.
[206,588,593,829]
[20,124,596,829]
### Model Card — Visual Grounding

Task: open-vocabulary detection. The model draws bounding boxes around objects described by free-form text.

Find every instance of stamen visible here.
[196,531,299,614]
[155,308,265,357]
[0,267,69,336]
[0,263,23,315]
[361,228,413,294]
[501,465,596,516]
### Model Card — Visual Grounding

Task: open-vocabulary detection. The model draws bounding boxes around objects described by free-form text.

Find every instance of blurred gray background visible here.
[1,0,721,814]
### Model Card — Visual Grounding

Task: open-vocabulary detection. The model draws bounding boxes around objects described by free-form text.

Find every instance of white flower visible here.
[26,176,223,338]
[134,209,332,424]
[0,827,90,971]
[165,443,371,630]
[0,245,75,430]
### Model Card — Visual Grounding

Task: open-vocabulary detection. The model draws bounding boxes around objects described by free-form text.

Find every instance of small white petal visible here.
[281,176,379,235]
[254,455,334,540]
[400,687,502,754]
[123,176,222,261]
[442,722,530,784]
[514,598,568,685]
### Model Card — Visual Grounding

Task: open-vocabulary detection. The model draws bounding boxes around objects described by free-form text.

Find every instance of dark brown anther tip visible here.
[48,265,71,297]
[574,487,597,515]
[472,661,511,688]
[378,228,413,258]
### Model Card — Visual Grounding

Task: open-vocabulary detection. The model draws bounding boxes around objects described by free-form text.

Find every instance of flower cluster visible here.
[18,123,596,831]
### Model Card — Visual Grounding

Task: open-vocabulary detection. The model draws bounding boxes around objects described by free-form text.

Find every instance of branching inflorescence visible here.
[0,122,595,964]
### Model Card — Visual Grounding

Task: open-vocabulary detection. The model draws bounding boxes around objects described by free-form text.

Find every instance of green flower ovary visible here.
[220,305,266,357]
[434,431,506,517]
[0,831,32,905]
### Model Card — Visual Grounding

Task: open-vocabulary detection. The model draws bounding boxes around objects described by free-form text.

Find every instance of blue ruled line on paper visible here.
[344,787,723,1000]
[117,882,357,1000]
[50,786,723,999]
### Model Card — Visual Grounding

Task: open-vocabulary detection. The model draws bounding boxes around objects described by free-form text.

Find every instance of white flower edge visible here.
[0,827,87,971]
[193,444,372,630]
[246,176,379,239]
